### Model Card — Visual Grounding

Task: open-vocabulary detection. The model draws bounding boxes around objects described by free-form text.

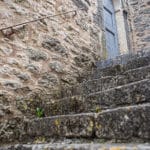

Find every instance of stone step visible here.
[27,113,95,140]
[95,103,150,140]
[1,143,150,150]
[26,104,150,142]
[59,65,150,99]
[86,78,150,109]
[43,79,150,116]
[96,50,150,69]
[91,52,150,79]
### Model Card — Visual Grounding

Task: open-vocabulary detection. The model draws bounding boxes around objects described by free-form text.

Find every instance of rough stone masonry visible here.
[127,0,150,52]
[0,0,149,146]
[0,0,102,96]
[0,0,103,143]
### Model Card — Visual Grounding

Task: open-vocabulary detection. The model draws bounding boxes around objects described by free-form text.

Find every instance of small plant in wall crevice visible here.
[36,107,45,118]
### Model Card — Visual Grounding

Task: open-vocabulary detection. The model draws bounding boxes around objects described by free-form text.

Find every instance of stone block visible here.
[27,113,95,138]
[96,104,150,140]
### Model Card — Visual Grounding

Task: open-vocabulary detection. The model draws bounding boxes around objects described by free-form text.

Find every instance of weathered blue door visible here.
[103,0,119,58]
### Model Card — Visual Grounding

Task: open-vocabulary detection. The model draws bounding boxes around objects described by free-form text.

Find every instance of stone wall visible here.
[1,0,149,99]
[0,0,104,141]
[0,0,149,144]
[0,0,103,97]
[127,0,150,52]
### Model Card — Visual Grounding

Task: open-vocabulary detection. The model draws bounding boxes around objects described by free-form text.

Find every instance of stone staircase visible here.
[1,51,150,150]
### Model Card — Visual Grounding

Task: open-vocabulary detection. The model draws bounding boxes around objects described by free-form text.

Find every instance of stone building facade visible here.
[127,0,150,52]
[0,0,149,143]
[0,0,149,96]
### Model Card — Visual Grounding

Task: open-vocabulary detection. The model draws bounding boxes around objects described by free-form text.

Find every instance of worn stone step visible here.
[72,51,150,84]
[59,65,150,98]
[27,113,95,140]
[26,104,150,142]
[43,79,150,116]
[91,52,150,79]
[95,103,150,140]
[87,78,150,109]
[1,143,150,150]
[96,50,150,69]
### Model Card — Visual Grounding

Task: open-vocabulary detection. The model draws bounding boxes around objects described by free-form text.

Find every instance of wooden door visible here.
[103,0,119,58]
